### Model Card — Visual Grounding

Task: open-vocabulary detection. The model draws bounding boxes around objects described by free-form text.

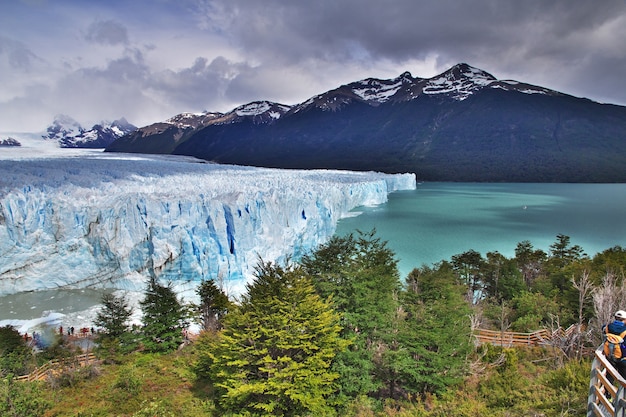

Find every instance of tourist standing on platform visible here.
[603,310,626,378]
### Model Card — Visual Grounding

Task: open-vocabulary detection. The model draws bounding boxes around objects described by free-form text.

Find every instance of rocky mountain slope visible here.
[106,64,626,182]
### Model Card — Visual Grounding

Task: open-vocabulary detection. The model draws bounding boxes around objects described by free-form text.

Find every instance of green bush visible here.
[112,365,142,395]
[0,376,50,417]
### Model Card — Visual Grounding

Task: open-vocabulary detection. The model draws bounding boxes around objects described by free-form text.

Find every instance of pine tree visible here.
[94,292,133,339]
[0,325,32,376]
[401,263,473,395]
[451,249,485,303]
[301,230,402,400]
[140,277,187,353]
[483,251,525,302]
[514,240,547,288]
[196,279,230,332]
[201,261,348,416]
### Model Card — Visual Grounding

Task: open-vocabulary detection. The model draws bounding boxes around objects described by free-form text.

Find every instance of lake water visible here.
[2,182,626,332]
[335,182,626,279]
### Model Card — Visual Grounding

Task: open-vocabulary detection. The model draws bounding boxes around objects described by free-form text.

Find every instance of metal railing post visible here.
[588,355,600,417]
[616,385,626,417]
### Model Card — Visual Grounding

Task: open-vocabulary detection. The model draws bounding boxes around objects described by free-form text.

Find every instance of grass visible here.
[40,348,214,417]
[19,342,591,417]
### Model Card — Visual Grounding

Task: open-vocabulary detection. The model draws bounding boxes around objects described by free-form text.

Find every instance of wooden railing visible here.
[588,346,626,417]
[474,328,551,347]
[474,325,581,347]
[15,352,97,382]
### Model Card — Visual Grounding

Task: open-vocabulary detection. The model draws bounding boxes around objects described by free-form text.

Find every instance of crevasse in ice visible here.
[0,154,415,297]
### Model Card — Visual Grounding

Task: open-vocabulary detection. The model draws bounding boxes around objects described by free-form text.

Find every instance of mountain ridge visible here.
[43,115,137,148]
[106,63,626,182]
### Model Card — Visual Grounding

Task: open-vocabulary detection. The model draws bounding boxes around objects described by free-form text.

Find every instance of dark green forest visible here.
[3,231,624,416]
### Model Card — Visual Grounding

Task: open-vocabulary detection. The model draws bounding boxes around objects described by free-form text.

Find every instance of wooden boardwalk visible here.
[476,327,625,416]
[588,346,626,417]
[16,352,98,382]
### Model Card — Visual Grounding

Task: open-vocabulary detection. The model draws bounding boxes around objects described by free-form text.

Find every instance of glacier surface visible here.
[0,151,415,300]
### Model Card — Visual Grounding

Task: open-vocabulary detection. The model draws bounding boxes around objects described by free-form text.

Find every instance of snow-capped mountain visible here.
[0,137,21,147]
[0,152,415,298]
[106,63,626,182]
[107,101,292,155]
[290,63,561,112]
[43,115,136,148]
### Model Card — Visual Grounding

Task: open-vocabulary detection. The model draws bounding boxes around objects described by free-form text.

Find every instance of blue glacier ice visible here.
[0,152,415,300]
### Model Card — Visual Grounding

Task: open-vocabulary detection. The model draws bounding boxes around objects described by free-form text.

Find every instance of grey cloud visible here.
[150,56,252,111]
[0,36,41,70]
[197,0,626,104]
[204,0,622,61]
[85,19,129,45]
[3,0,626,132]
[78,48,149,83]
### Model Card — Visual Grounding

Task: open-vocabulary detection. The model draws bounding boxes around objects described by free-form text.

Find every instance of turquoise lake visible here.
[335,182,626,279]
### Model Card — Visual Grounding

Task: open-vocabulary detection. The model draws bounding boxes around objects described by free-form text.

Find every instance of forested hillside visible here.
[3,231,623,416]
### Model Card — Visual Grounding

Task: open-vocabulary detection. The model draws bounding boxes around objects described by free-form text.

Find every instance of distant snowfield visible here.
[0,141,415,335]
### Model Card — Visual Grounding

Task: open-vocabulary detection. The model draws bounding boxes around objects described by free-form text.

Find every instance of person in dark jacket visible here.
[603,310,626,378]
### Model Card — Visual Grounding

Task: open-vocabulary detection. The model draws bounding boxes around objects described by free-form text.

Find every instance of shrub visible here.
[112,365,142,395]
[0,376,50,417]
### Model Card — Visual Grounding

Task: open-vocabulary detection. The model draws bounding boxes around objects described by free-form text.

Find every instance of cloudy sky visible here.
[1,0,626,132]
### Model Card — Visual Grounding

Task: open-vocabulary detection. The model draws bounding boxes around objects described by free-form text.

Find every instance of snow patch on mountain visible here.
[422,63,497,100]
[165,112,224,129]
[231,101,292,123]
[352,79,404,102]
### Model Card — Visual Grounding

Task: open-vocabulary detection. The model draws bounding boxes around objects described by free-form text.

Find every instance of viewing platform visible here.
[588,346,626,417]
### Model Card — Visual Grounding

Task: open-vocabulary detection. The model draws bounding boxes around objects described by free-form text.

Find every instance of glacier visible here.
[0,151,415,302]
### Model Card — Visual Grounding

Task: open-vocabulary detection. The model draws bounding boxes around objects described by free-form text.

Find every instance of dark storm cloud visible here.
[85,20,129,46]
[197,0,626,103]
[2,0,626,132]
[201,0,622,62]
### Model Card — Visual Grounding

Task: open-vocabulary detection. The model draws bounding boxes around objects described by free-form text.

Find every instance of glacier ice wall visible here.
[0,154,415,297]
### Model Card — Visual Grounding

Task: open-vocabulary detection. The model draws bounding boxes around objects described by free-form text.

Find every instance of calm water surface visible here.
[335,183,626,279]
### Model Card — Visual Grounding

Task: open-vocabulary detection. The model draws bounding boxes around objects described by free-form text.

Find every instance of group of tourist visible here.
[20,325,98,349]
[57,326,96,337]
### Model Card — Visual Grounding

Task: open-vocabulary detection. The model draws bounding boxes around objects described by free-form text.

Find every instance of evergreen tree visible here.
[483,251,525,301]
[510,291,562,331]
[301,230,401,400]
[94,292,136,359]
[401,264,472,395]
[196,279,230,332]
[546,235,587,313]
[451,249,485,303]
[0,325,32,376]
[549,234,584,267]
[140,278,187,353]
[202,261,348,416]
[514,240,547,288]
[591,246,626,280]
[0,325,28,357]
[94,292,133,339]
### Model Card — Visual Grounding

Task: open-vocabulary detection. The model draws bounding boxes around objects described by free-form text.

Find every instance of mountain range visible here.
[105,63,626,182]
[43,115,136,148]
